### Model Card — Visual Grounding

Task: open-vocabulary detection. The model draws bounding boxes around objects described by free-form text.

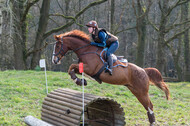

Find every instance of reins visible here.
[79,48,100,57]
[73,43,91,52]
[53,36,92,57]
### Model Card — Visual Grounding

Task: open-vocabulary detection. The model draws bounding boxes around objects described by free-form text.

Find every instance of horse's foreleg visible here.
[126,86,156,125]
[68,64,87,86]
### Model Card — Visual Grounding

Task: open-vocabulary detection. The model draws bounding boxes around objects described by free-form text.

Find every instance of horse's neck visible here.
[67,37,91,54]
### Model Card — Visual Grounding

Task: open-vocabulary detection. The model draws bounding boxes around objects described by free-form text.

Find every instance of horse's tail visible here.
[144,68,170,100]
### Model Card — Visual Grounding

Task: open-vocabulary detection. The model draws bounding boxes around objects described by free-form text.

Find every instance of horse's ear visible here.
[54,35,59,41]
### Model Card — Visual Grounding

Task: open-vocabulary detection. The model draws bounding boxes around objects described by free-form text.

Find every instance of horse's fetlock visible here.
[76,78,82,86]
[81,79,87,86]
[147,111,155,124]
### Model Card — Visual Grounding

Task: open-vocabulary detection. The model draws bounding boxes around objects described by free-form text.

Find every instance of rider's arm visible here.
[90,31,108,47]
[97,31,107,47]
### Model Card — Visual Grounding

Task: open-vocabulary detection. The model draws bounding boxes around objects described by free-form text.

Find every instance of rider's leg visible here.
[106,41,119,75]
[107,55,113,75]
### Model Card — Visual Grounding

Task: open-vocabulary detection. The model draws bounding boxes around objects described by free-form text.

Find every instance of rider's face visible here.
[88,27,93,34]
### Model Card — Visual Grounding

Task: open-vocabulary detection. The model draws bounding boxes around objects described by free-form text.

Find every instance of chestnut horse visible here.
[52,30,170,125]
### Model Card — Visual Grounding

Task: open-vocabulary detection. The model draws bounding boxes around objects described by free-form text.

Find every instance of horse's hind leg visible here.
[126,85,156,125]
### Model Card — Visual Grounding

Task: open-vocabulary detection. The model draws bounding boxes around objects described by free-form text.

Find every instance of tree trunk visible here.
[169,38,183,81]
[155,0,168,74]
[182,3,190,81]
[12,1,27,70]
[0,5,2,54]
[110,0,115,33]
[0,4,2,69]
[156,32,166,74]
[78,0,83,31]
[63,0,73,72]
[31,0,50,69]
[135,0,147,67]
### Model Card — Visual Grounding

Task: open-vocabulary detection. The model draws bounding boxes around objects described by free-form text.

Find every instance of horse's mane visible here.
[58,30,91,43]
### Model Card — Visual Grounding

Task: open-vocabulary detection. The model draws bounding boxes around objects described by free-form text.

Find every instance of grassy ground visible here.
[0,70,190,126]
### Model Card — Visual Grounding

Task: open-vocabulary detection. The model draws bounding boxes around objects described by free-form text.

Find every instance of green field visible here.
[0,70,190,125]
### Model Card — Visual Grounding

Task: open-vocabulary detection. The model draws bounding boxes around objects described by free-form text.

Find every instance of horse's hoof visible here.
[75,78,87,86]
[76,78,82,86]
[81,79,87,86]
[150,122,156,126]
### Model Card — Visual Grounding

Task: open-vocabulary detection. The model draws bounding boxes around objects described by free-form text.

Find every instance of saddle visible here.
[101,48,128,67]
[92,48,128,84]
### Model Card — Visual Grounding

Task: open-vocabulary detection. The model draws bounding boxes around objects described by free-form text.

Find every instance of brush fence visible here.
[41,88,126,126]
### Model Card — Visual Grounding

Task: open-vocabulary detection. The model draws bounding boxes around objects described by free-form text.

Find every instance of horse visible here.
[52,29,170,125]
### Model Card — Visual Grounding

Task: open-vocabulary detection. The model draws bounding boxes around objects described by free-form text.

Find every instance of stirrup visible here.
[105,68,112,75]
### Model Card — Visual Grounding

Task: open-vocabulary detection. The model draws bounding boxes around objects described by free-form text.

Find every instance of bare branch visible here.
[165,19,190,33]
[132,0,137,17]
[115,26,136,35]
[26,41,49,57]
[50,13,76,20]
[138,0,152,19]
[75,0,107,19]
[113,1,129,34]
[43,0,107,39]
[21,0,40,23]
[164,25,190,46]
[147,17,159,31]
[166,0,189,17]
[158,1,163,13]
[56,0,64,14]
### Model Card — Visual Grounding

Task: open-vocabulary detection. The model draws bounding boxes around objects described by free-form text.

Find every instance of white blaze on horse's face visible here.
[52,42,63,64]
[52,47,60,64]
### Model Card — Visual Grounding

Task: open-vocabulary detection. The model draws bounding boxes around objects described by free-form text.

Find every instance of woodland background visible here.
[0,0,190,81]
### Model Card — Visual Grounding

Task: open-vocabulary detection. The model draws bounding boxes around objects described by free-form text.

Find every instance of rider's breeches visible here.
[107,41,119,57]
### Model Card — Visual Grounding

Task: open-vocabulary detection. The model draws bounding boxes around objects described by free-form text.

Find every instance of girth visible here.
[91,62,108,84]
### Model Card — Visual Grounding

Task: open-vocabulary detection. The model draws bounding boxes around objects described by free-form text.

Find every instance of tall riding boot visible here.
[107,55,113,75]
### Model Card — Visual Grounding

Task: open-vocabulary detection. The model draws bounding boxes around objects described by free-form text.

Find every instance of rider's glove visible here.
[90,42,98,46]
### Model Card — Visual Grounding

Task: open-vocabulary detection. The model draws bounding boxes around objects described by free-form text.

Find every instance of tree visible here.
[30,0,107,69]
[9,0,40,70]
[110,0,115,33]
[182,2,190,81]
[31,0,50,69]
[0,2,2,51]
[149,0,190,75]
[7,0,107,70]
[133,0,151,67]
[11,0,28,69]
[0,2,3,69]
[0,0,14,70]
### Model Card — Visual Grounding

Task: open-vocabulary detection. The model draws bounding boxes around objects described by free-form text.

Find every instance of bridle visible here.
[53,36,91,57]
[53,42,65,56]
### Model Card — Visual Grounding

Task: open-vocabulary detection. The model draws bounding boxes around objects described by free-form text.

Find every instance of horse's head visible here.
[52,35,69,64]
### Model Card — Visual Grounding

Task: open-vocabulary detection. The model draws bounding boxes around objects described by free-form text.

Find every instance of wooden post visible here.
[24,116,53,126]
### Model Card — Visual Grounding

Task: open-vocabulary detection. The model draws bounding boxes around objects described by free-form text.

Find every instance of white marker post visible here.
[39,59,48,94]
[79,63,84,126]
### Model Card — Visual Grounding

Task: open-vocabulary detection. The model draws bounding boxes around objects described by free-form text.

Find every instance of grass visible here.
[0,70,190,125]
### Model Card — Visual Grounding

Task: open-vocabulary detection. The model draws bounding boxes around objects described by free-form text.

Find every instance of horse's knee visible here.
[69,70,78,81]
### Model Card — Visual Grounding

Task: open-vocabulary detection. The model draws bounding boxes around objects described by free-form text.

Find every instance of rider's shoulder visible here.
[98,28,107,36]
[98,28,107,33]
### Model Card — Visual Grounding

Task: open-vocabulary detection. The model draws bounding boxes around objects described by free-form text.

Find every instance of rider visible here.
[86,20,119,75]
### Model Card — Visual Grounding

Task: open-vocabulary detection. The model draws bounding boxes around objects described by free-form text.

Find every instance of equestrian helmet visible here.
[86,20,98,29]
